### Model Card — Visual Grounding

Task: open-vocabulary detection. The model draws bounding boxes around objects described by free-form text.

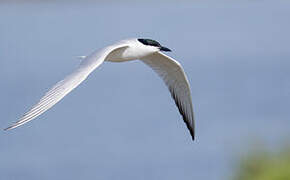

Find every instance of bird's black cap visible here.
[138,38,171,52]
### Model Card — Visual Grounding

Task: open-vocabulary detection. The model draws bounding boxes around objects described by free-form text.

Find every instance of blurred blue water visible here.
[0,1,290,180]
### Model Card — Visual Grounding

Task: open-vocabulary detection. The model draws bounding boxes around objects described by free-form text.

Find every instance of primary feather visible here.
[5,43,129,130]
[141,52,195,140]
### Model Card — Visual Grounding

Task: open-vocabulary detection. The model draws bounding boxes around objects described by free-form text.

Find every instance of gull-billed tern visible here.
[5,38,195,140]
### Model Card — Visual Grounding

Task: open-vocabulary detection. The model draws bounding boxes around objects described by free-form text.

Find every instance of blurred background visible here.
[0,0,289,179]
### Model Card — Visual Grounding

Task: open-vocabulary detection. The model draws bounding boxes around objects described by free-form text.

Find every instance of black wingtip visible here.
[3,124,16,131]
[191,134,195,141]
[189,128,195,141]
[168,87,195,142]
[4,126,11,131]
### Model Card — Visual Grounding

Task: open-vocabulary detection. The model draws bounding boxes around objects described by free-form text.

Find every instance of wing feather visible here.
[5,44,129,130]
[141,52,195,140]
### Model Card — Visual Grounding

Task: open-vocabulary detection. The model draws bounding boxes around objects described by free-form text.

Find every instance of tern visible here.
[5,38,195,140]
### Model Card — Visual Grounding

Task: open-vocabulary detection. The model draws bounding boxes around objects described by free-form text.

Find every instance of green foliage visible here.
[233,147,290,180]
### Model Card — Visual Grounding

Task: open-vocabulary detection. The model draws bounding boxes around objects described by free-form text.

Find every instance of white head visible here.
[137,38,171,52]
[137,39,171,51]
[120,38,171,60]
[107,38,172,62]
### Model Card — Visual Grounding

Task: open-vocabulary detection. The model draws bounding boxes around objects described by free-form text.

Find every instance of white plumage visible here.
[5,38,195,140]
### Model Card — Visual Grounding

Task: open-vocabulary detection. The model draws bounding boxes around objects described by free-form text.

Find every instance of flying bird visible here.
[5,38,195,140]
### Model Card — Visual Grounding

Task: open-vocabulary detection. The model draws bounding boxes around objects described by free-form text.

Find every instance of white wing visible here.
[5,43,129,130]
[141,52,195,140]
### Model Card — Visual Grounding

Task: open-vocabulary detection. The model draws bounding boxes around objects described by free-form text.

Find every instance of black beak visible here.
[160,46,171,52]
